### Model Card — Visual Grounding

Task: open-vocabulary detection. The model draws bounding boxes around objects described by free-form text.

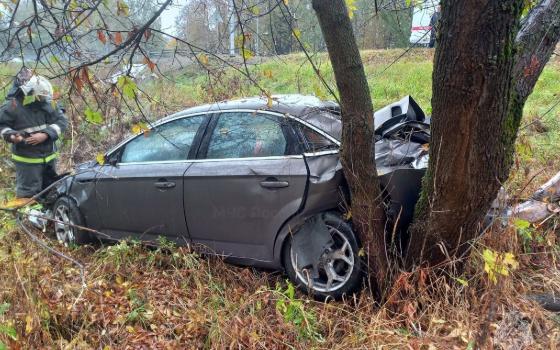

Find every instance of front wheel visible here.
[52,196,91,245]
[283,212,363,300]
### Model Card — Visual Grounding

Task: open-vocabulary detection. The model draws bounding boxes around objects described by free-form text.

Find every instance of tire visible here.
[52,196,91,245]
[283,212,364,300]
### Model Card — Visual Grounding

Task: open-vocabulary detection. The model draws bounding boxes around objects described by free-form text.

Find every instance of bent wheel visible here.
[284,212,363,300]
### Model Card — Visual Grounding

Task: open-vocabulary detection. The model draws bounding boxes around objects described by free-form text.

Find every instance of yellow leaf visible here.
[282,0,288,4]
[234,34,244,49]
[503,252,519,270]
[292,29,301,40]
[165,38,177,49]
[116,275,124,285]
[131,122,148,135]
[104,290,113,297]
[241,48,254,60]
[103,346,111,350]
[345,0,357,19]
[266,94,273,108]
[117,0,129,16]
[25,314,33,334]
[313,83,326,100]
[198,53,209,65]
[126,325,135,333]
[263,69,273,78]
[96,153,105,165]
[250,6,260,15]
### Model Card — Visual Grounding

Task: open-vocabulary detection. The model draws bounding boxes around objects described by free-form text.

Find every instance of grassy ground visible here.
[0,48,559,348]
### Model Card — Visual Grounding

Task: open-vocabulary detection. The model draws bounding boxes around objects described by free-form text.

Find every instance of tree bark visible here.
[513,0,560,103]
[505,0,560,156]
[408,0,525,266]
[311,0,388,295]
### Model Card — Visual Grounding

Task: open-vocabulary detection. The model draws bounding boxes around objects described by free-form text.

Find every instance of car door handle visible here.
[154,181,176,189]
[260,179,289,189]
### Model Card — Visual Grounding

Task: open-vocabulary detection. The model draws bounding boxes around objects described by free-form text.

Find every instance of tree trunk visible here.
[408,0,525,266]
[506,0,560,154]
[311,0,388,295]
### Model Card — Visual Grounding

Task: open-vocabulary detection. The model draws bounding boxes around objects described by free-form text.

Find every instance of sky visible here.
[160,0,187,36]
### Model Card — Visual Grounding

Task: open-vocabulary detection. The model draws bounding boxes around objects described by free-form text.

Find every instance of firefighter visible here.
[0,74,68,208]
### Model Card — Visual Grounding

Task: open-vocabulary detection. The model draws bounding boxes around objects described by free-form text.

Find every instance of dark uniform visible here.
[0,96,68,198]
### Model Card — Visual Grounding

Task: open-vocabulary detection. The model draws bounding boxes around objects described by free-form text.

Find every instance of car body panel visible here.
[184,156,308,262]
[94,162,192,240]
[272,151,345,267]
[46,94,429,271]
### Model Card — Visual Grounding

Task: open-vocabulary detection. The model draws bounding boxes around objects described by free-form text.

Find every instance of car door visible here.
[183,110,308,262]
[95,114,209,242]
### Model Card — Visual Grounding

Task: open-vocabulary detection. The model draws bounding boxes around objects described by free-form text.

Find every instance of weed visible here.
[274,281,323,342]
[125,289,152,328]
[0,303,17,349]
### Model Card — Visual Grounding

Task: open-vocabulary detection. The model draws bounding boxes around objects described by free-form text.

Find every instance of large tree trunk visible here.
[408,0,560,264]
[311,0,388,295]
[408,1,525,265]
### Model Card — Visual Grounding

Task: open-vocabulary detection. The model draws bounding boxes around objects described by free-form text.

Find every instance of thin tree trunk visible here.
[311,0,388,296]
[505,0,560,156]
[408,1,525,266]
[513,0,560,103]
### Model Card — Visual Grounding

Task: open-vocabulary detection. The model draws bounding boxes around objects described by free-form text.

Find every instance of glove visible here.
[4,131,24,144]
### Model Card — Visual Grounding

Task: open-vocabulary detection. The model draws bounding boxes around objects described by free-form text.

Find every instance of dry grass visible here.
[0,209,559,348]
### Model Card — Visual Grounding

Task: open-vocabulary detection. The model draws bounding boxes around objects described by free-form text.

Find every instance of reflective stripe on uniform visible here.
[19,124,48,134]
[12,152,58,164]
[0,127,14,137]
[48,124,62,136]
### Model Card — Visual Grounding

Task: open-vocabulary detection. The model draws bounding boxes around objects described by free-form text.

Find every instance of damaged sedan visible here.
[45,94,429,299]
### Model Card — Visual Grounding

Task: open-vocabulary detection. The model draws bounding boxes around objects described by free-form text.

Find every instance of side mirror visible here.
[100,153,118,166]
[107,154,119,166]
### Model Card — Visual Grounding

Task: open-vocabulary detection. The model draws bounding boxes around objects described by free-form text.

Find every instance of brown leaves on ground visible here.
[0,216,559,348]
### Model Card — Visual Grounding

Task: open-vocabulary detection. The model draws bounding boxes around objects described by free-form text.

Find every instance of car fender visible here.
[272,152,347,267]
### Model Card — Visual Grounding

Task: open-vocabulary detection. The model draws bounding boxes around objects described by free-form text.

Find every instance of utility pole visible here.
[229,0,236,56]
[256,11,260,56]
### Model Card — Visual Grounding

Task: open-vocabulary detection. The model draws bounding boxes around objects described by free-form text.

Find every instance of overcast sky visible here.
[160,0,187,36]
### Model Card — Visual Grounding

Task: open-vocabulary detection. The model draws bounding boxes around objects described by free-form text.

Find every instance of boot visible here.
[1,197,37,209]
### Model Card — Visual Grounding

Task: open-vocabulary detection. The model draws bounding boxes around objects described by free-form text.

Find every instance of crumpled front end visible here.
[373,96,431,244]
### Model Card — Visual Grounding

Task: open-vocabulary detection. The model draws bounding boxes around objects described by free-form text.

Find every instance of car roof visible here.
[162,94,343,140]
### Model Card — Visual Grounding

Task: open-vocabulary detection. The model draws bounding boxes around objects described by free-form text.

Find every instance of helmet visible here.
[19,75,53,100]
[15,67,33,87]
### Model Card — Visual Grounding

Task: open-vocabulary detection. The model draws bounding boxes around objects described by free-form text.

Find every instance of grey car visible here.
[46,94,429,299]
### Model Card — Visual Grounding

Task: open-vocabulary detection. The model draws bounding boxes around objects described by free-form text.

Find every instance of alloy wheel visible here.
[290,225,355,293]
[54,203,75,245]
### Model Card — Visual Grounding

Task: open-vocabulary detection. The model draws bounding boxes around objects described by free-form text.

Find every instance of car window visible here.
[120,116,206,163]
[206,112,288,159]
[297,124,337,152]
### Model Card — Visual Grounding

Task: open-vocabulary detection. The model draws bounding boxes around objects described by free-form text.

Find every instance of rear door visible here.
[183,110,308,262]
[95,114,209,241]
